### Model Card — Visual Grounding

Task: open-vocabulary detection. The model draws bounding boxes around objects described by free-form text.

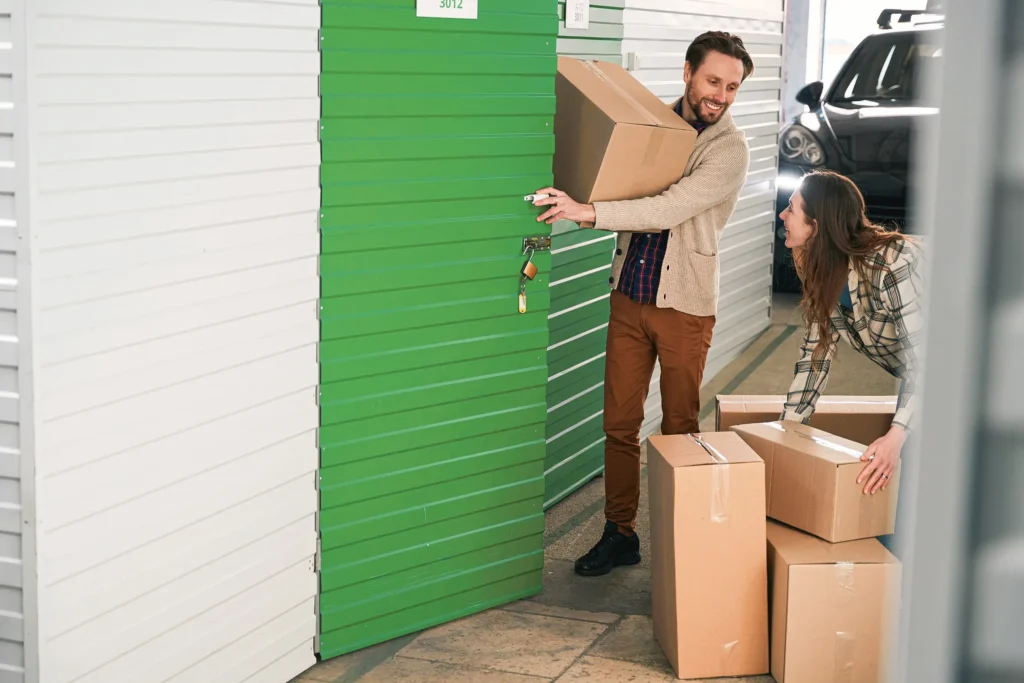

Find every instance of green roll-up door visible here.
[317,0,558,660]
[543,2,623,507]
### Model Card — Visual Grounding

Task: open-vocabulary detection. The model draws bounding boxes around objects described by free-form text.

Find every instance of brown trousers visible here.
[603,291,715,533]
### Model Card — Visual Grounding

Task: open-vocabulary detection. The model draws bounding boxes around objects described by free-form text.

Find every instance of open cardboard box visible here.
[716,395,898,446]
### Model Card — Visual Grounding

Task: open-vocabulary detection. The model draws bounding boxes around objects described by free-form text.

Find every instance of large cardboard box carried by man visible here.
[553,56,698,205]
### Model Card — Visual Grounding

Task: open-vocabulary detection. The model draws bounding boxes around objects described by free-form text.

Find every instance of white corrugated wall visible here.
[25,2,322,682]
[622,0,782,438]
[3,2,33,682]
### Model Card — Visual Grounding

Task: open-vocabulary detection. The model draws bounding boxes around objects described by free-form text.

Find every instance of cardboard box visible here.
[767,520,902,683]
[731,421,899,543]
[716,395,897,446]
[647,432,769,679]
[554,56,698,204]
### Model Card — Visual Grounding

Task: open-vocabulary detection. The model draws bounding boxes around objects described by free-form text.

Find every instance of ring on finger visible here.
[881,473,889,479]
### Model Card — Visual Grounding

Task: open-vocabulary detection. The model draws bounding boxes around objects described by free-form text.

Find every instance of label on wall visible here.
[417,0,478,20]
[565,0,590,29]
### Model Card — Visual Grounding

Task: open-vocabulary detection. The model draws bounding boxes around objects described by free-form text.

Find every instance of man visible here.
[533,31,755,576]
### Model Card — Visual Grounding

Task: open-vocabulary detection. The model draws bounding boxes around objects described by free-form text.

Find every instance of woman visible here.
[778,169,925,499]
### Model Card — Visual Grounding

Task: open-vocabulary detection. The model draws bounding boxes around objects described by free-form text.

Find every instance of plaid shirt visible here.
[616,105,708,304]
[781,239,925,432]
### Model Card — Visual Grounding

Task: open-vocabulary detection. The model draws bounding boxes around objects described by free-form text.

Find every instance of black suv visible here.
[772,8,944,291]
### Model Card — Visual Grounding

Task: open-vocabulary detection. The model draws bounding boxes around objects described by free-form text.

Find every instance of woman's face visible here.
[779,189,816,249]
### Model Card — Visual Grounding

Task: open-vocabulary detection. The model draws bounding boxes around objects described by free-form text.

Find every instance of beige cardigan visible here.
[592,108,750,317]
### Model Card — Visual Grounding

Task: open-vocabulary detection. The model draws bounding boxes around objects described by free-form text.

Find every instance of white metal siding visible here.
[27,2,321,682]
[557,0,626,64]
[0,2,28,681]
[622,0,782,438]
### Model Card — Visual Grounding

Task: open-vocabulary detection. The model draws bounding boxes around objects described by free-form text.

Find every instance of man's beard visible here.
[686,89,727,125]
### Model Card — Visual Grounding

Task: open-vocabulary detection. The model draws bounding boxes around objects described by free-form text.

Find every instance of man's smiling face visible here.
[683,50,746,125]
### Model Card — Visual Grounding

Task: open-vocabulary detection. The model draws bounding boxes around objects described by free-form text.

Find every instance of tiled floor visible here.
[293,564,774,683]
[293,295,897,683]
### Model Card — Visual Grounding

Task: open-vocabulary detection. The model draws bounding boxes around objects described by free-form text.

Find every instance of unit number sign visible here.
[565,0,590,29]
[416,0,478,20]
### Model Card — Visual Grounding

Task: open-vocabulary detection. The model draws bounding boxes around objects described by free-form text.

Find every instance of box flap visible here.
[716,395,787,414]
[731,421,866,465]
[648,432,762,468]
[557,56,692,131]
[766,520,898,565]
[717,395,897,414]
[816,397,898,415]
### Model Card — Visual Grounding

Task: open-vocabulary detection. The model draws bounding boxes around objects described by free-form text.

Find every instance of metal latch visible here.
[522,236,551,253]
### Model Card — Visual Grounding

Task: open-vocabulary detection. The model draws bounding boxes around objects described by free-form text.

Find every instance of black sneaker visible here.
[574,521,641,576]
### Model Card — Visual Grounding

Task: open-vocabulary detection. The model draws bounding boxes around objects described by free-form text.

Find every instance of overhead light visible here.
[777,173,803,192]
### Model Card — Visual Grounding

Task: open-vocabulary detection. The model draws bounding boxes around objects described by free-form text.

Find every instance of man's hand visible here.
[532,187,597,225]
[857,425,906,495]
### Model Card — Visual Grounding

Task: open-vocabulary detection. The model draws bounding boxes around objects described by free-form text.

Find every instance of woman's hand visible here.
[532,187,597,225]
[857,425,906,495]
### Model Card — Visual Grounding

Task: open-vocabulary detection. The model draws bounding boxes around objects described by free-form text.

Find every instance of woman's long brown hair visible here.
[793,170,907,367]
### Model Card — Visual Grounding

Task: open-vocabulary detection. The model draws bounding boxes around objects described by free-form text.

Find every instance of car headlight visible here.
[780,125,825,166]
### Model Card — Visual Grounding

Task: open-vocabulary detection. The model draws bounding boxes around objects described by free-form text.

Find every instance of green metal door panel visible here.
[318,0,557,660]
[542,0,624,507]
[543,225,612,506]
[546,439,605,507]
[320,563,544,657]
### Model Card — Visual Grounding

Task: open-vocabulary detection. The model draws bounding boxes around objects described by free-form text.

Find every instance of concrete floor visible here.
[294,294,899,683]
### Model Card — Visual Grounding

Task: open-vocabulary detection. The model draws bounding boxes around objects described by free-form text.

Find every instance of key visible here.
[518,245,535,313]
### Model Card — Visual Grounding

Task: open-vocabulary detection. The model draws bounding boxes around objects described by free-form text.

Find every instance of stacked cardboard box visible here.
[647,432,769,680]
[765,520,901,683]
[647,399,903,682]
[731,418,903,683]
[731,421,899,543]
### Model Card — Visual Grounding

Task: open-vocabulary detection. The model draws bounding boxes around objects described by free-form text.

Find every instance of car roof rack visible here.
[877,8,930,29]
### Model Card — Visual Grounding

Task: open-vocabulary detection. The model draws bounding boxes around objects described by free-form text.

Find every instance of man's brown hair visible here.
[686,31,755,81]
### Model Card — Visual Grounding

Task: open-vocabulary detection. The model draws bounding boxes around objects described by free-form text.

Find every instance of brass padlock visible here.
[521,246,538,281]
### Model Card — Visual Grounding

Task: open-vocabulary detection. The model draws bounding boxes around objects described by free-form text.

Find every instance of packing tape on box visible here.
[766,421,864,460]
[642,128,665,168]
[834,631,856,683]
[834,562,857,682]
[720,640,739,670]
[837,561,856,592]
[690,434,730,524]
[579,61,663,127]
